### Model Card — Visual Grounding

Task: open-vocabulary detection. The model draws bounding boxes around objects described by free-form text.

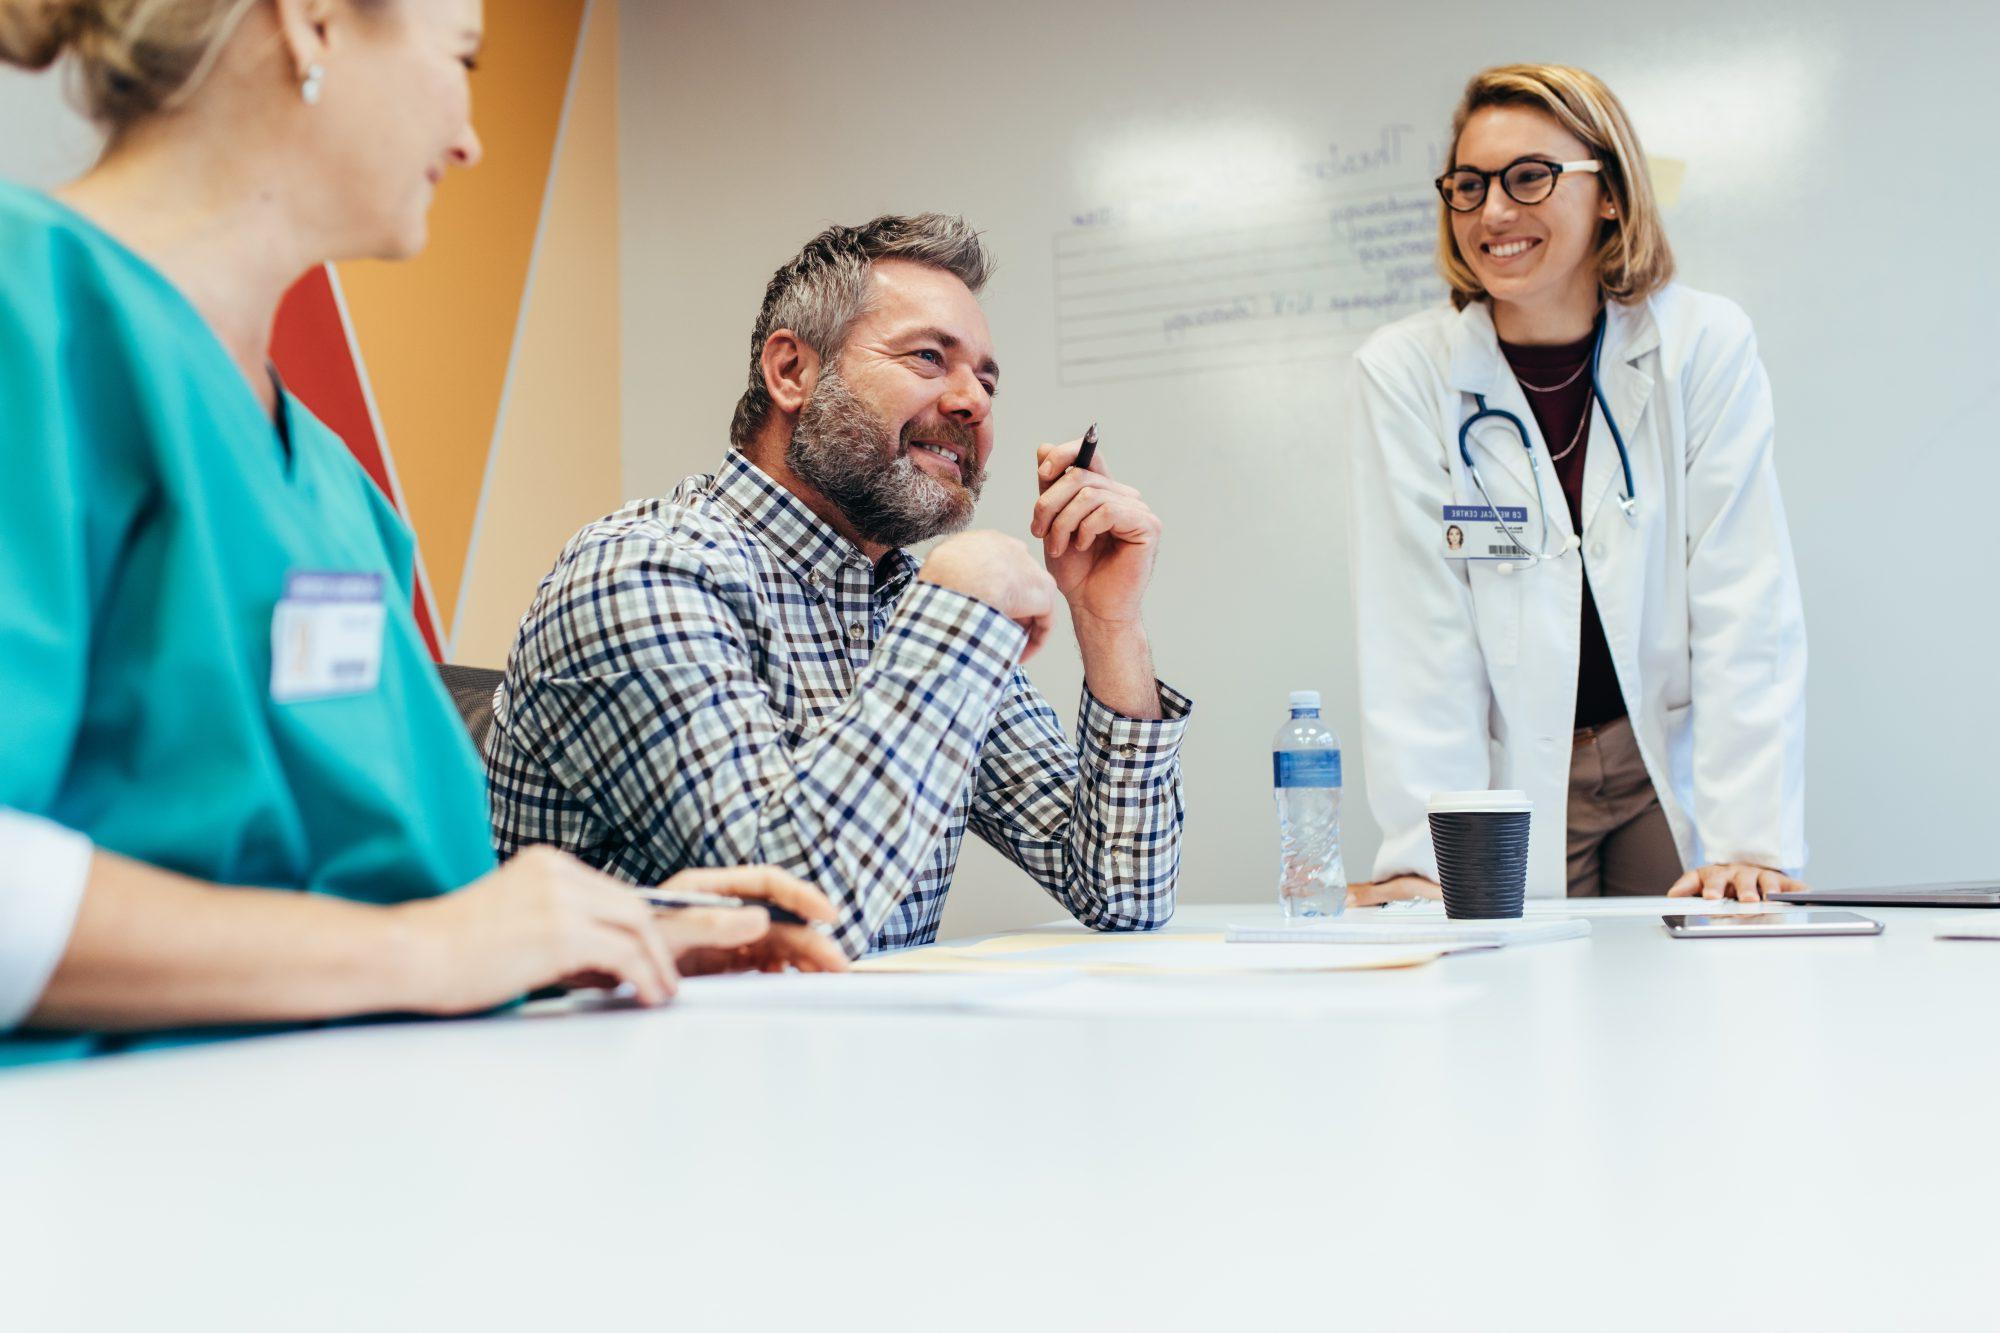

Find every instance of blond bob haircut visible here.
[1437,64,1675,311]
[0,0,385,137]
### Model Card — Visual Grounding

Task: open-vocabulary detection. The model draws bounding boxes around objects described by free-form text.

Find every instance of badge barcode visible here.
[1487,544,1526,557]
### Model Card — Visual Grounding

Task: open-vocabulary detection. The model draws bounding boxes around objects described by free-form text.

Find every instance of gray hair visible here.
[729,213,992,448]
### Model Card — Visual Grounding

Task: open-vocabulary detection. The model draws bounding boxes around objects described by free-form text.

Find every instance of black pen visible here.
[521,891,816,1003]
[640,886,812,928]
[1072,422,1098,473]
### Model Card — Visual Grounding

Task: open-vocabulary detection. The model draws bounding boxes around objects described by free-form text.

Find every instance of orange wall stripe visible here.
[333,0,589,638]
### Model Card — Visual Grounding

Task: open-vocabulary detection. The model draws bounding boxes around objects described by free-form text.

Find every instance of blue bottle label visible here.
[1274,750,1341,788]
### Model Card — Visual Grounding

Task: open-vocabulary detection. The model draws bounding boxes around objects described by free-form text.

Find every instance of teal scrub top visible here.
[0,181,498,1064]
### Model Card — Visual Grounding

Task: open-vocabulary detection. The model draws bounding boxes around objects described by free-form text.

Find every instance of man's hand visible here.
[657,865,848,975]
[1031,437,1161,627]
[918,530,1060,662]
[1348,874,1442,907]
[1667,863,1806,902]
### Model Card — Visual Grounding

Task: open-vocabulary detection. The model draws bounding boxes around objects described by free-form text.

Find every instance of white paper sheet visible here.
[1226,918,1590,947]
[663,968,1474,1020]
[974,938,1444,973]
[670,971,1060,1011]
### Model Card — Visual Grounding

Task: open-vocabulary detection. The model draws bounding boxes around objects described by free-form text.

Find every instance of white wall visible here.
[0,65,100,187]
[619,0,2000,938]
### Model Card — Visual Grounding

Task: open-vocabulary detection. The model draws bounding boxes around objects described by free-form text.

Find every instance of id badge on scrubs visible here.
[1442,504,1530,561]
[270,571,386,702]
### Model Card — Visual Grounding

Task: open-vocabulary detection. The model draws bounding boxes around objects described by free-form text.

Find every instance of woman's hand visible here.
[1667,863,1805,903]
[393,849,836,1014]
[1347,874,1442,907]
[395,846,705,1013]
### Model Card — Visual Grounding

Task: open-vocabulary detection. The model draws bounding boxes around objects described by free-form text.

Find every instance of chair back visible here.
[437,664,504,753]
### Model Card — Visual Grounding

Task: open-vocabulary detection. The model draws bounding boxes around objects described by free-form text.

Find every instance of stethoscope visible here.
[1456,318,1638,566]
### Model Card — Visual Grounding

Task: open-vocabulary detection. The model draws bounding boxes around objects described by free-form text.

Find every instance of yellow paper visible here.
[1648,155,1687,208]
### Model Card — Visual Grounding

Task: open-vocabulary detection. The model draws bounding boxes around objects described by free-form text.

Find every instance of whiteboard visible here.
[620,0,2000,935]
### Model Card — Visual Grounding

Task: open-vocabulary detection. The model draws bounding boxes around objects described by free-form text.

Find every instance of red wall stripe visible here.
[272,267,445,660]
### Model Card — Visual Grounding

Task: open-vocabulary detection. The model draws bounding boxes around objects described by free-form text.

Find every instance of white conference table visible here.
[5,898,1999,1331]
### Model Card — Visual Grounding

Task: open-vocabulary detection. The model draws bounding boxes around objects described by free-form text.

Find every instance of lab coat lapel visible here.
[1582,299,1658,533]
[1446,302,1544,505]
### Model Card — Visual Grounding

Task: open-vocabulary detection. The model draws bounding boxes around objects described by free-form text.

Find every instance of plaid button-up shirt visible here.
[483,450,1191,957]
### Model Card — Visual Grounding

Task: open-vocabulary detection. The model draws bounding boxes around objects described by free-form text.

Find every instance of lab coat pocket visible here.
[1464,561,1520,668]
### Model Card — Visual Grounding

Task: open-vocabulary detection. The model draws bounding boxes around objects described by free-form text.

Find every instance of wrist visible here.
[378,900,444,1015]
[1072,615,1160,721]
[1069,605,1146,642]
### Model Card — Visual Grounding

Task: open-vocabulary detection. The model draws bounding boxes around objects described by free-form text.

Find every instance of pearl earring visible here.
[300,63,326,106]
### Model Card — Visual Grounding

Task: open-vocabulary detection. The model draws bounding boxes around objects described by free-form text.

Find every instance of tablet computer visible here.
[1664,911,1882,938]
[1768,881,2000,908]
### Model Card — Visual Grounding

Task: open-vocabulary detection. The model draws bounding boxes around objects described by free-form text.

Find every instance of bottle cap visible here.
[1288,690,1321,711]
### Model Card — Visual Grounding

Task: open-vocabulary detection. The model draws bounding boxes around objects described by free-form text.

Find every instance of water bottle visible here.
[1273,689,1347,918]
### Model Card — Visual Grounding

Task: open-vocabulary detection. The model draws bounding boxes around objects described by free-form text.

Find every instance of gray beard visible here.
[785,365,980,550]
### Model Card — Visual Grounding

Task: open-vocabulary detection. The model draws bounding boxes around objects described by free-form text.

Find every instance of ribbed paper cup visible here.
[1427,790,1532,919]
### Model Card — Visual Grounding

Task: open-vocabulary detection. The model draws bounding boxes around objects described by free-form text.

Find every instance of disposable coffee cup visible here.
[1427,790,1532,919]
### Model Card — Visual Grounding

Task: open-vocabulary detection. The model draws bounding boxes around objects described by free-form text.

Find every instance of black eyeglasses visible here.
[1435,157,1601,212]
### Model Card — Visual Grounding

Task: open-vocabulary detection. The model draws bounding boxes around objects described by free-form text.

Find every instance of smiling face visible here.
[1448,104,1616,334]
[784,259,1000,548]
[315,0,485,260]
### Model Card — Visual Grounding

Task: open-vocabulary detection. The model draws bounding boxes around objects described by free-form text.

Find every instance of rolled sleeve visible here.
[0,810,92,1031]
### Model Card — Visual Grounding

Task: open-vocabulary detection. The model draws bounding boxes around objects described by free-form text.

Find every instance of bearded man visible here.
[484,215,1190,960]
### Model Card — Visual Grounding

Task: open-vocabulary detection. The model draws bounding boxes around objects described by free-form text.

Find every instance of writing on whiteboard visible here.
[1054,128,1447,386]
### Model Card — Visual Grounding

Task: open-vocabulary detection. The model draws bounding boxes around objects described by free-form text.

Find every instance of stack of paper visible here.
[1225,917,1590,949]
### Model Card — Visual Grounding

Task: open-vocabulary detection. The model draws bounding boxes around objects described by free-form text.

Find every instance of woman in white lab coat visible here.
[1346,64,1808,903]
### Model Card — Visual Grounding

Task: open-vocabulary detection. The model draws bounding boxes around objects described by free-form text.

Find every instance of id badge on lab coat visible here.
[270,571,386,702]
[1441,504,1530,560]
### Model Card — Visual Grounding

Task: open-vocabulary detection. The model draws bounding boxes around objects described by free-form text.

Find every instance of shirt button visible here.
[807,572,823,588]
[1117,743,1139,756]
[848,622,866,642]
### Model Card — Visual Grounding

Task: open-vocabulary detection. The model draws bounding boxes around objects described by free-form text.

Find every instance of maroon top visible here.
[1498,318,1627,730]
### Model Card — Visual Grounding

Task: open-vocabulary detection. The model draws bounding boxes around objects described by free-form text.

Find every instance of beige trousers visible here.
[1566,716,1683,897]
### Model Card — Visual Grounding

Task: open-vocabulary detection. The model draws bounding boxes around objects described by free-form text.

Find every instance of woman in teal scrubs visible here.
[0,0,842,1063]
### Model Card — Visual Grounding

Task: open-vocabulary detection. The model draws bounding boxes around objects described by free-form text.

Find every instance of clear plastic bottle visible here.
[1273,689,1347,918]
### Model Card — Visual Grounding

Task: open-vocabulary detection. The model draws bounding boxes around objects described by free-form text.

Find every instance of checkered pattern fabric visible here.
[484,450,1191,957]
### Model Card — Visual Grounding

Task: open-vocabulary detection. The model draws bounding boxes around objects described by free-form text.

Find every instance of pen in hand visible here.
[640,886,813,928]
[1072,422,1098,472]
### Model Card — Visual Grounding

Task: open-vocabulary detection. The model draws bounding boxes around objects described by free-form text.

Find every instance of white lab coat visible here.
[1346,284,1807,896]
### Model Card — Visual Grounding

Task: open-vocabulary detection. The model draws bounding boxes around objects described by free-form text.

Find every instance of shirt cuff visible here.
[876,582,1027,698]
[0,810,94,1031]
[1077,681,1192,782]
